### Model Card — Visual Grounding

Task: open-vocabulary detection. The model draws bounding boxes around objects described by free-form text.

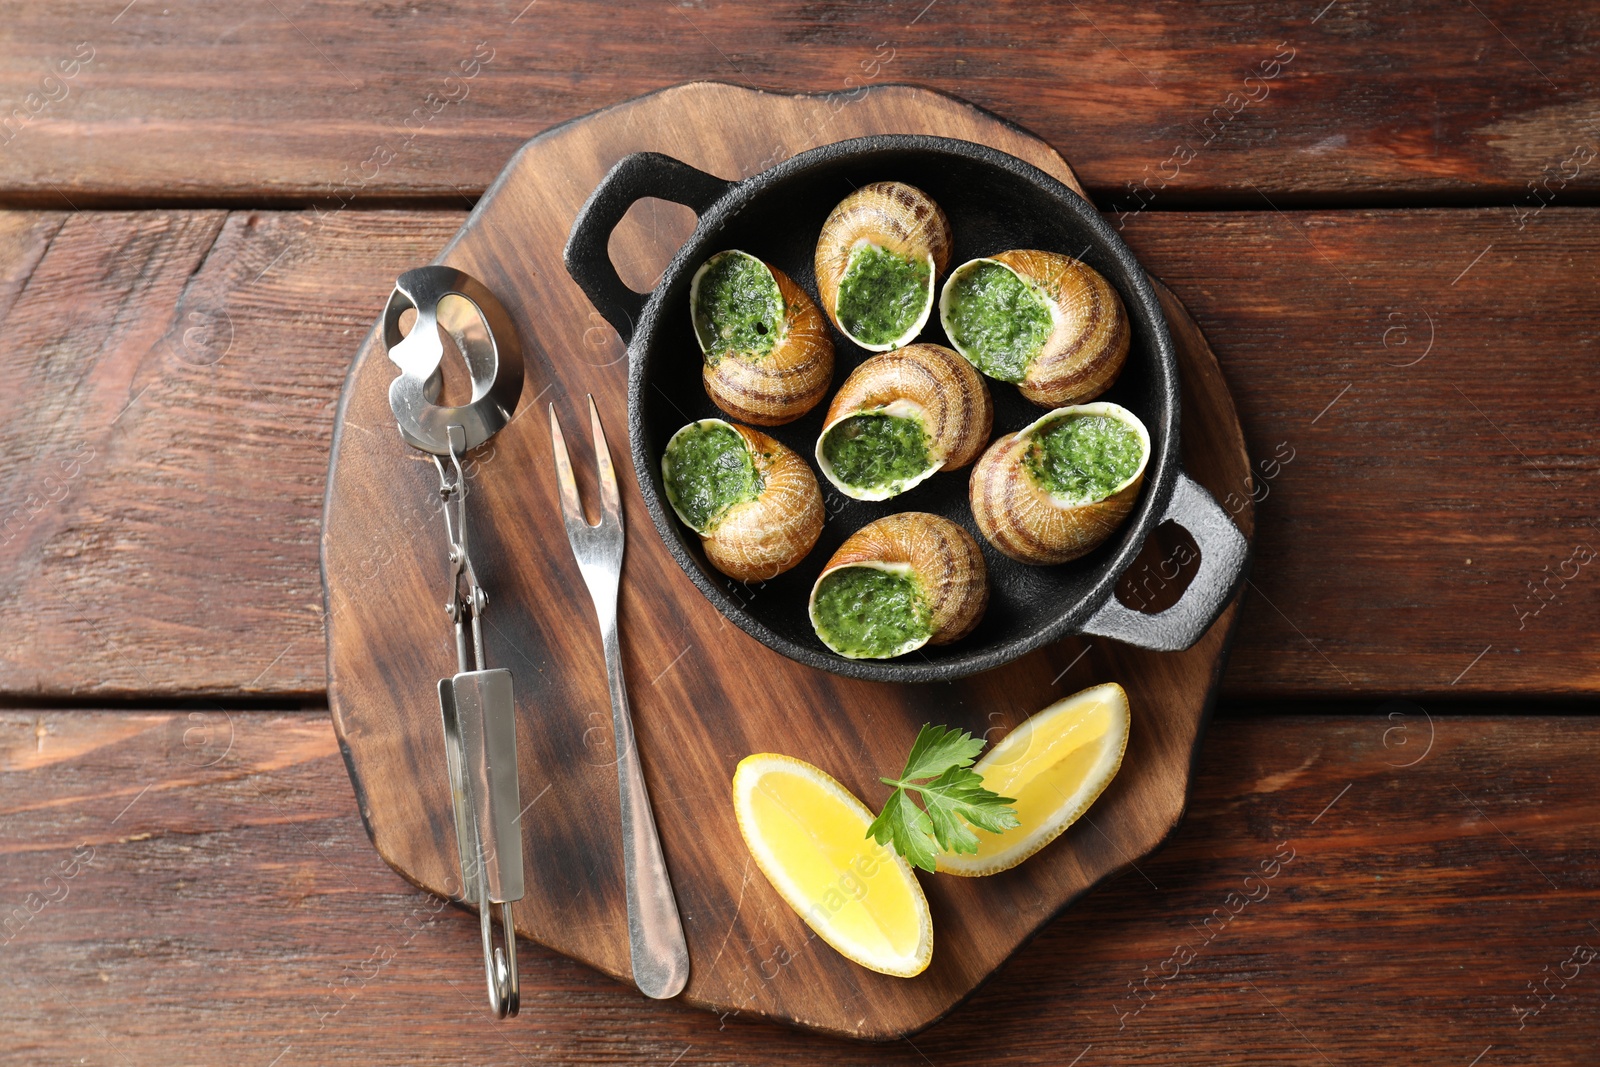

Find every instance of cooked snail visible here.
[690,250,833,425]
[814,343,993,502]
[939,250,1130,407]
[814,182,952,352]
[969,402,1150,565]
[809,513,988,660]
[662,418,823,581]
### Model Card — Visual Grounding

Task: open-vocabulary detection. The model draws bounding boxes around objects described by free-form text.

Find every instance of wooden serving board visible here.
[322,82,1254,1040]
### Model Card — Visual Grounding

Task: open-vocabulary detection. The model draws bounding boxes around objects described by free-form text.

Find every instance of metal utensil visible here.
[549,395,690,1000]
[383,265,525,1019]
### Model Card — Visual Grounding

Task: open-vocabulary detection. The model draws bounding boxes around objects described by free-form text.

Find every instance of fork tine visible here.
[587,394,621,522]
[548,404,586,528]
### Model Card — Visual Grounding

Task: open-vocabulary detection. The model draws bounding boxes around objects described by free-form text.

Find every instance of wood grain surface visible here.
[320,82,1251,1037]
[3,197,1595,700]
[0,0,1593,1058]
[4,708,1596,1064]
[1,3,1597,206]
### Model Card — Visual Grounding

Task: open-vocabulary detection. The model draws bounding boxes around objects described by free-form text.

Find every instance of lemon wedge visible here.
[732,753,932,977]
[937,682,1130,877]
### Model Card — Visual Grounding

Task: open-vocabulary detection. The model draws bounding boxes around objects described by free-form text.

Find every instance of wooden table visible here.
[2,3,1596,1063]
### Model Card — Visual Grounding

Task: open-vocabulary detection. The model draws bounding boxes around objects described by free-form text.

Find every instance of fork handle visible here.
[600,622,691,999]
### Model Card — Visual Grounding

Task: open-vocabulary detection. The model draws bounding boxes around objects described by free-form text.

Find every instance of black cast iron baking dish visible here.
[564,134,1248,683]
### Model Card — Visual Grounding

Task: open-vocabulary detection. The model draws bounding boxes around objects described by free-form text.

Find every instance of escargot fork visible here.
[549,395,691,1000]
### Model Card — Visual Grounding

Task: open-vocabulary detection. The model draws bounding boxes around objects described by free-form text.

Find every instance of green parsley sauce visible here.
[693,252,782,364]
[835,244,931,346]
[945,261,1054,382]
[662,422,762,532]
[811,566,930,658]
[1025,414,1144,501]
[820,412,931,489]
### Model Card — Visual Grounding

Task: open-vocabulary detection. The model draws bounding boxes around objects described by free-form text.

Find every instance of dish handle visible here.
[1082,472,1250,652]
[564,152,735,345]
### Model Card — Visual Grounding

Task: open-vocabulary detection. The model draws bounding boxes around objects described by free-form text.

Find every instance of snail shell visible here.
[939,250,1130,407]
[809,512,988,659]
[690,251,833,426]
[969,402,1150,565]
[662,419,823,581]
[814,182,953,352]
[814,343,993,501]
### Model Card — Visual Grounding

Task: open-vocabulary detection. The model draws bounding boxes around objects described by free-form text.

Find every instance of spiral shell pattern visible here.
[704,424,824,581]
[941,249,1130,407]
[815,343,993,501]
[815,182,952,351]
[664,421,824,581]
[969,403,1150,565]
[691,255,833,426]
[813,512,988,649]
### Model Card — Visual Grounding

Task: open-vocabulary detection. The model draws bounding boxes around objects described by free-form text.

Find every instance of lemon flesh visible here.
[937,682,1130,877]
[732,753,932,977]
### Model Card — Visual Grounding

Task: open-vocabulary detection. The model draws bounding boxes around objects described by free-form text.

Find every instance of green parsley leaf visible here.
[866,788,939,873]
[867,723,1021,872]
[899,722,986,781]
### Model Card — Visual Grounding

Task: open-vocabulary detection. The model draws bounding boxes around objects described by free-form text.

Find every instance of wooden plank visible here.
[1123,208,1600,697]
[0,211,61,321]
[0,208,463,699]
[0,5,1596,205]
[3,203,1593,700]
[2,707,1595,1062]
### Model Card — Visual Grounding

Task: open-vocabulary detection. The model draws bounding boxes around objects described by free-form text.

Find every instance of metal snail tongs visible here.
[383,265,526,1019]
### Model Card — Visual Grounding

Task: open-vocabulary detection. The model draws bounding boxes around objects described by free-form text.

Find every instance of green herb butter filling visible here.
[693,252,783,364]
[820,412,932,490]
[662,421,763,532]
[945,261,1054,382]
[835,244,931,346]
[811,566,931,659]
[1025,414,1144,501]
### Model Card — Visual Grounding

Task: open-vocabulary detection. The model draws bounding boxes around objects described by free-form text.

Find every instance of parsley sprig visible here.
[866,724,1021,872]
